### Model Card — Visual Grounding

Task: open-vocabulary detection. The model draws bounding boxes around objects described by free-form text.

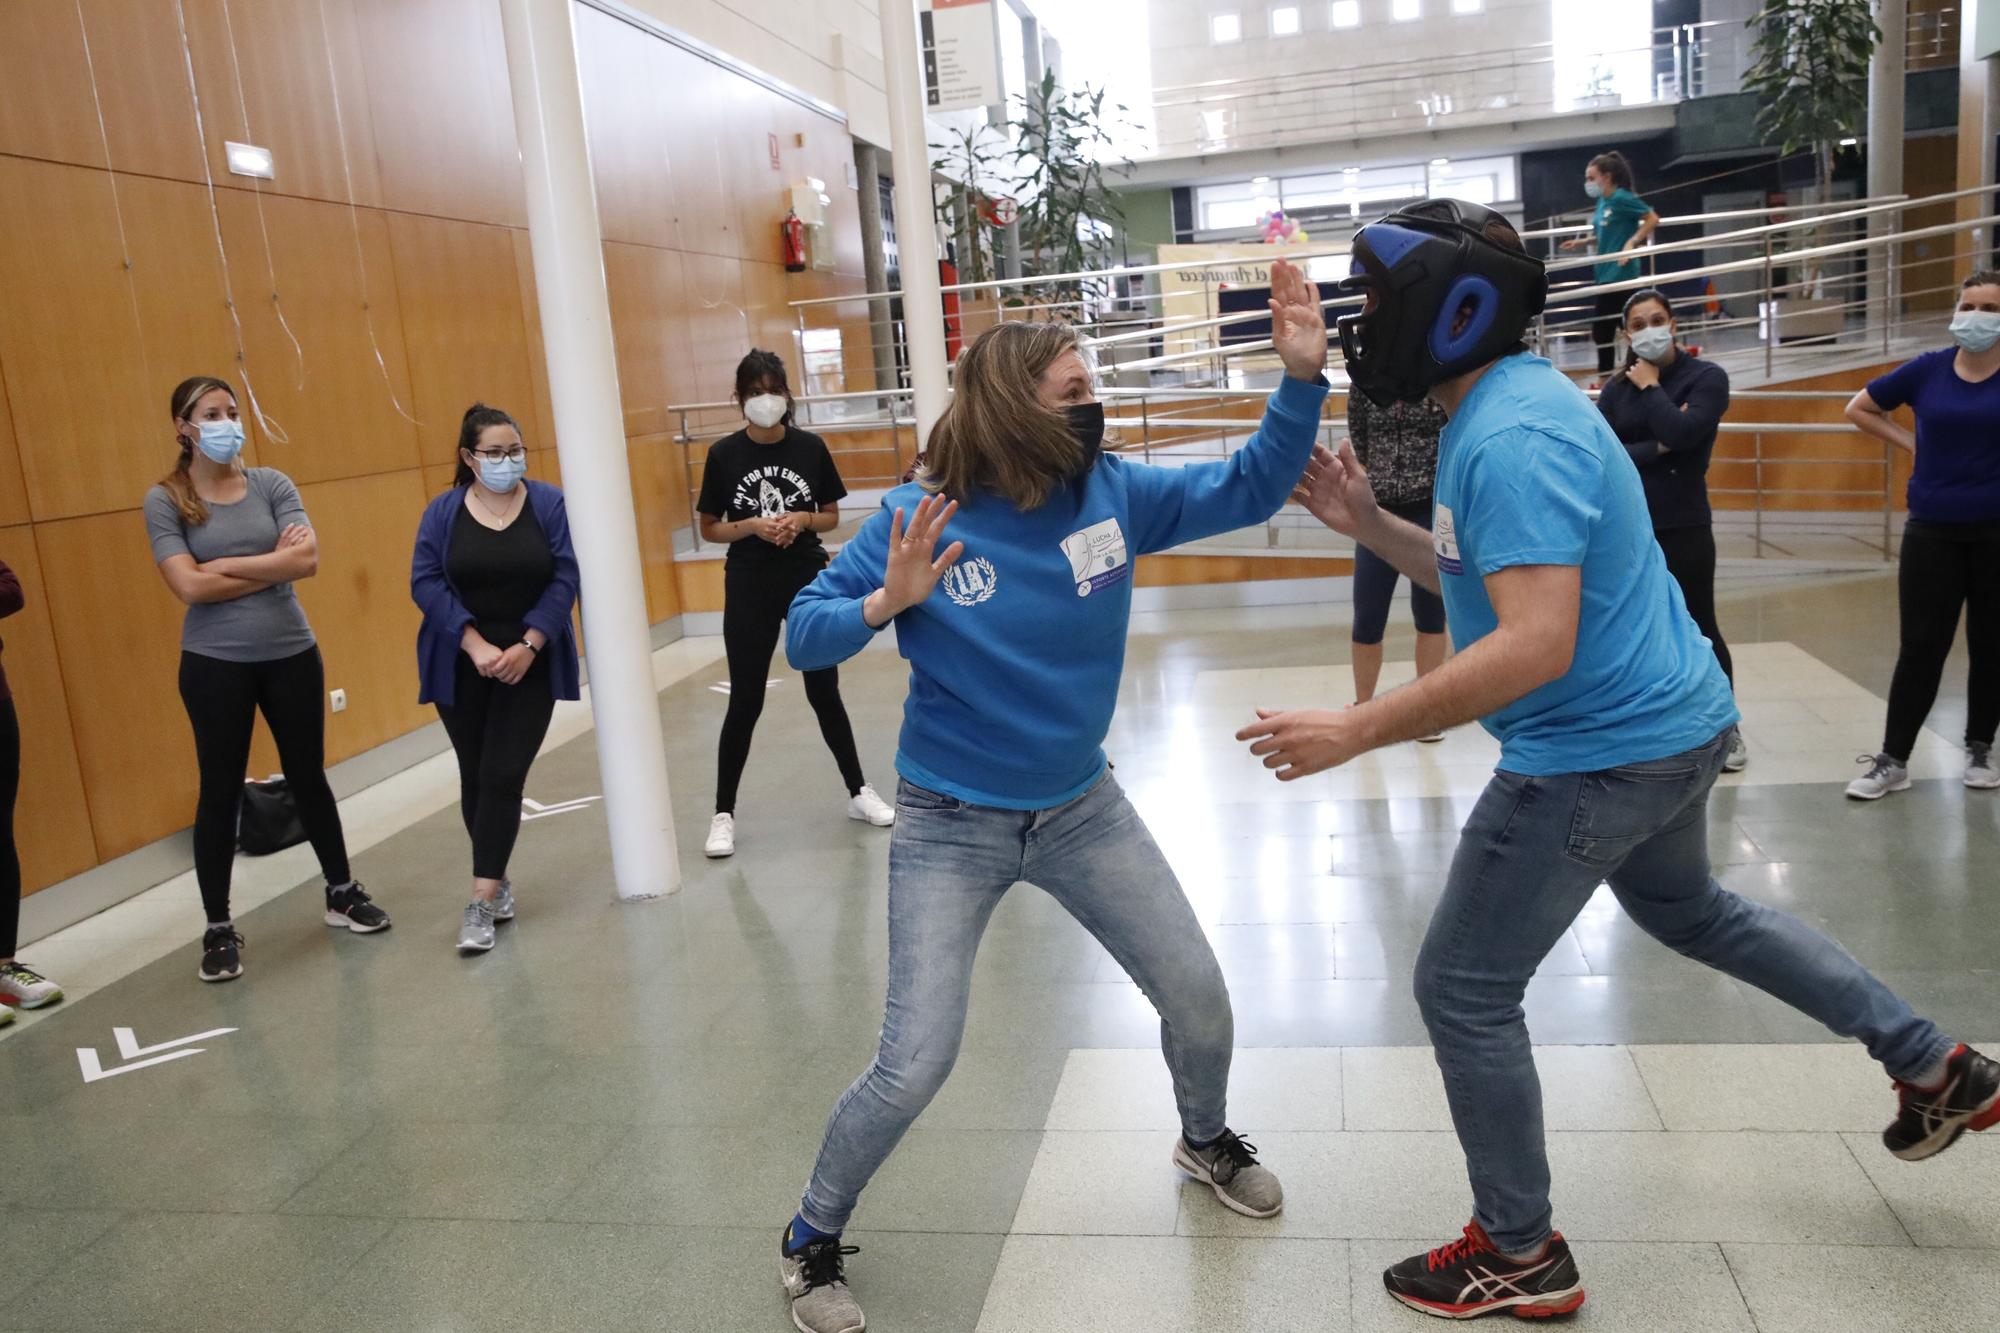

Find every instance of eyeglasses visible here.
[472,446,527,463]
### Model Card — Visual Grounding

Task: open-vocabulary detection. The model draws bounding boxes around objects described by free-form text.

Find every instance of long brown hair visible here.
[921,322,1085,509]
[160,375,238,527]
[1589,151,1635,193]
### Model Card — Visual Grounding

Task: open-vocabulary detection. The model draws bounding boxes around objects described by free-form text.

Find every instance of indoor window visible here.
[1212,11,1243,41]
[1391,0,1419,19]
[1452,0,1483,10]
[1331,0,1361,24]
[1271,5,1302,33]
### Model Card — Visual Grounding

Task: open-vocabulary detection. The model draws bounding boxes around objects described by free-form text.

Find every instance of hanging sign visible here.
[921,0,1004,113]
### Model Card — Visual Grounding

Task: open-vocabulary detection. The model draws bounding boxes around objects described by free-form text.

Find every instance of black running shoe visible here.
[198,926,244,983]
[325,882,391,933]
[1883,1044,2000,1161]
[1383,1221,1585,1320]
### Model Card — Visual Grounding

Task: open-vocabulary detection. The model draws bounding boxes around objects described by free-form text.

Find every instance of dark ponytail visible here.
[1590,151,1635,193]
[453,403,522,489]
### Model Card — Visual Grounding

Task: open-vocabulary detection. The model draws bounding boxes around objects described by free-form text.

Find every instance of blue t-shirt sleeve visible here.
[1459,430,1603,575]
[1865,354,1930,411]
[786,501,893,671]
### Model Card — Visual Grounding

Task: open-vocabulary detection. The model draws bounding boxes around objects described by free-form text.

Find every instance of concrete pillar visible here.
[852,140,901,402]
[878,0,951,441]
[1867,0,1906,322]
[498,0,679,900]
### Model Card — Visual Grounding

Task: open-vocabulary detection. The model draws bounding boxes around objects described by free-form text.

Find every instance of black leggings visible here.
[717,560,865,814]
[437,651,557,881]
[1656,525,1733,686]
[1593,290,1624,374]
[1884,522,2000,760]
[1352,498,1445,645]
[179,647,351,924]
[0,698,19,958]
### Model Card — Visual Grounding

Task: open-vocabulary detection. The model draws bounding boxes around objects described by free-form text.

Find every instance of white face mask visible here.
[1629,325,1676,364]
[1949,310,2000,354]
[744,394,788,429]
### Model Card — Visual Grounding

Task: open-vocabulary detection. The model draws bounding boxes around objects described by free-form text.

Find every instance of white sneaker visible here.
[847,785,896,827]
[1968,743,2000,790]
[0,962,62,1010]
[1724,730,1749,773]
[1846,753,1911,800]
[704,812,736,858]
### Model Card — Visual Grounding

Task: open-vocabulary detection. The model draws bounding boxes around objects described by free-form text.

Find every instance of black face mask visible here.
[1064,401,1105,476]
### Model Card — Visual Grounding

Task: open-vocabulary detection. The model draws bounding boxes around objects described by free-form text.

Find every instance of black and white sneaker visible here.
[779,1230,864,1333]
[1884,1044,2000,1161]
[198,926,244,983]
[325,883,390,933]
[1383,1221,1585,1320]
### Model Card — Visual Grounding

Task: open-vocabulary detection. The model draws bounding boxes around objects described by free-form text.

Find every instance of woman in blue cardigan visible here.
[412,404,580,954]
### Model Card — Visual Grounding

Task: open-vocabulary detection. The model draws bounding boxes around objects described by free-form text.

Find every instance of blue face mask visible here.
[1949,310,2000,354]
[1584,179,1603,201]
[194,418,244,464]
[477,453,527,494]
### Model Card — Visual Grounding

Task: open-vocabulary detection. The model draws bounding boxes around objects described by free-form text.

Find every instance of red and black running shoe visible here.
[1383,1221,1585,1321]
[1884,1044,2000,1161]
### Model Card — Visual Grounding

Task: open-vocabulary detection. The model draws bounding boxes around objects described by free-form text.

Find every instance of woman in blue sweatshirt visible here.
[769,259,1330,1333]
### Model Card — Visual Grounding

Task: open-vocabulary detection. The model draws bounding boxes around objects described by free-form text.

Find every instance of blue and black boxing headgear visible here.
[1336,199,1547,407]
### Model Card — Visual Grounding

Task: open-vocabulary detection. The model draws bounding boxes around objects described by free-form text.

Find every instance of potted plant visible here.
[1742,0,1880,340]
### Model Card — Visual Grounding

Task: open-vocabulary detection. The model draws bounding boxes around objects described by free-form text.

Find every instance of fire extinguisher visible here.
[940,254,962,358]
[782,209,807,273]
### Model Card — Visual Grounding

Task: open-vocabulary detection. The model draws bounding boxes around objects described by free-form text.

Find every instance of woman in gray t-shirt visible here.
[144,375,392,983]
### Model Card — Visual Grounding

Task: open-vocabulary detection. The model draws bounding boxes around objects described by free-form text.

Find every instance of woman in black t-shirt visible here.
[696,350,890,858]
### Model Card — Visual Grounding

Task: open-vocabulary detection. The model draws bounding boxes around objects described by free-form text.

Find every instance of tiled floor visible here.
[0,568,1994,1330]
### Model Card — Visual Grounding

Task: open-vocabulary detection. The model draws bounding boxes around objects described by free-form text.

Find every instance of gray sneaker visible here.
[1846,752,1911,800]
[1724,730,1749,773]
[779,1234,864,1333]
[0,961,62,1010]
[491,880,516,922]
[1173,1129,1283,1218]
[457,899,497,953]
[1967,743,2000,790]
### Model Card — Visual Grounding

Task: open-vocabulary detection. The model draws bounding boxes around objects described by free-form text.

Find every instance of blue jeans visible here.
[1417,727,1953,1255]
[798,773,1233,1233]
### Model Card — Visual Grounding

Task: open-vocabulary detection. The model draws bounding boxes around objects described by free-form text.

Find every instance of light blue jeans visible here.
[799,772,1233,1233]
[1417,727,1954,1254]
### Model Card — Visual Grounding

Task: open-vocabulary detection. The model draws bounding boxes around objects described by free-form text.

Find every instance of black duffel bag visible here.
[237,776,307,856]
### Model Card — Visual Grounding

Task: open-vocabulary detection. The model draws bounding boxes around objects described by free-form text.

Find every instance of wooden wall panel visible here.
[181,0,383,209]
[1,528,97,893]
[0,160,236,522]
[576,4,682,252]
[215,189,423,485]
[0,362,32,529]
[658,48,739,260]
[38,509,198,862]
[1133,554,1354,587]
[386,213,541,467]
[627,436,686,624]
[292,471,433,764]
[602,241,696,438]
[0,1,201,181]
[681,253,752,413]
[674,558,726,615]
[351,0,523,227]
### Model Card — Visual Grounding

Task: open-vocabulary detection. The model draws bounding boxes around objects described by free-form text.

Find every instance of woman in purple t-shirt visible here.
[1843,270,2000,797]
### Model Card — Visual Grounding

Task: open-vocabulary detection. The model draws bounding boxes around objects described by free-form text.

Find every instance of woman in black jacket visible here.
[1595,288,1743,771]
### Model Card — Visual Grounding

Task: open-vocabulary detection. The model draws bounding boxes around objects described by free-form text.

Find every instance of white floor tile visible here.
[1177,1131,1474,1241]
[1343,1046,1663,1132]
[1010,1132,1184,1236]
[1723,1242,2000,1333]
[1347,1238,1754,1331]
[1841,1132,2000,1248]
[1044,1049,1343,1133]
[976,1234,1350,1333]
[1632,1044,1891,1131]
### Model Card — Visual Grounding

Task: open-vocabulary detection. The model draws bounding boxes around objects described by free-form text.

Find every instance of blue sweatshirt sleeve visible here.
[786,503,894,671]
[1121,373,1329,555]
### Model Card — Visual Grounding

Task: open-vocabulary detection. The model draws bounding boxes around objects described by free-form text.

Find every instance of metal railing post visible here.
[1140,392,1153,463]
[681,407,700,552]
[1882,441,1894,562]
[1762,237,1776,378]
[1753,430,1765,556]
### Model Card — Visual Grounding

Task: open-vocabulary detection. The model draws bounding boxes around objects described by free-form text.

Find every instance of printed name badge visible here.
[1061,518,1129,597]
[1433,503,1463,577]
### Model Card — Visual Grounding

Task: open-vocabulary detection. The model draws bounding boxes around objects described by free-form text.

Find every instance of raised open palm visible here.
[1298,439,1379,538]
[1268,257,1328,382]
[878,494,964,618]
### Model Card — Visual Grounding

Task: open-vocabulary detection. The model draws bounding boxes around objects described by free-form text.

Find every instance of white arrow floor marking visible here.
[520,796,603,822]
[77,1026,238,1084]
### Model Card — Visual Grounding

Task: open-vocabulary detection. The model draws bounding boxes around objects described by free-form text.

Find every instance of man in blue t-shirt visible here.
[1240,200,1998,1322]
